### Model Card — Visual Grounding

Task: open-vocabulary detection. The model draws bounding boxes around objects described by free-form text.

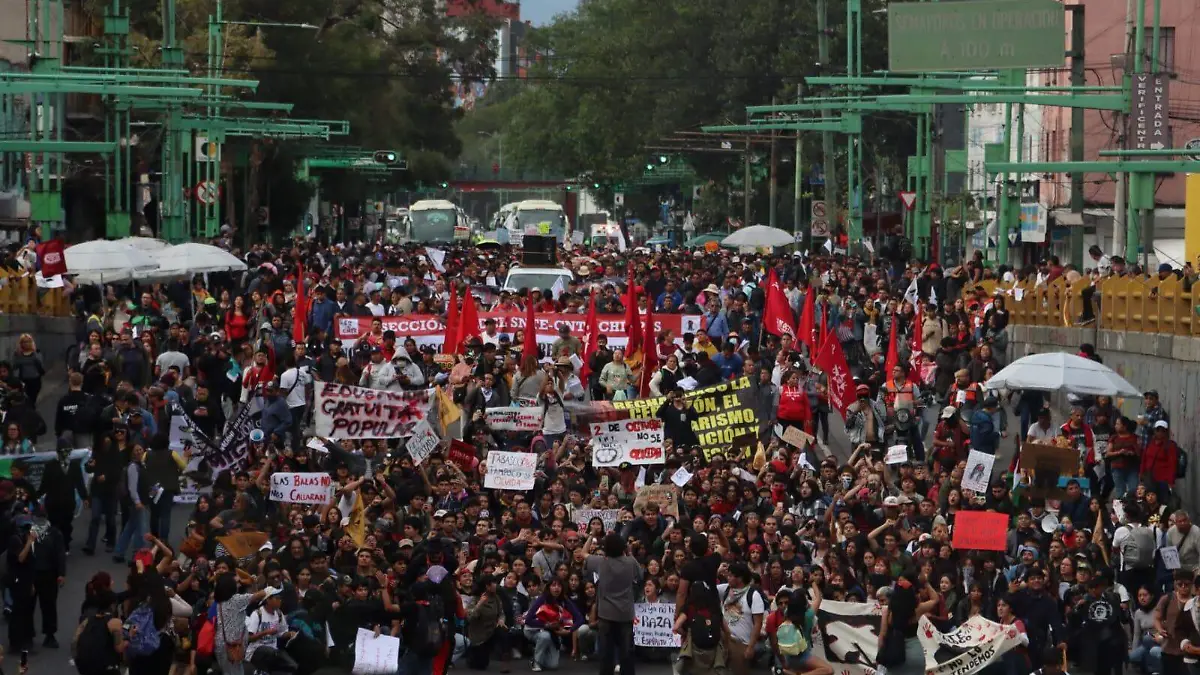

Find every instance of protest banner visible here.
[216,531,269,562]
[589,418,665,467]
[485,407,543,432]
[778,425,814,450]
[314,383,433,439]
[447,440,479,471]
[814,600,882,675]
[574,508,621,534]
[270,472,335,505]
[334,312,702,355]
[951,511,1009,551]
[352,627,401,675]
[962,450,996,493]
[917,615,1025,675]
[633,484,679,519]
[633,603,681,647]
[168,415,193,451]
[571,377,758,460]
[405,419,440,465]
[0,449,90,492]
[1018,441,1080,498]
[484,451,537,490]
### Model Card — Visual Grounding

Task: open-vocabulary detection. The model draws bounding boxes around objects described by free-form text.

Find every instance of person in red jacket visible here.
[777,369,813,435]
[1140,419,1179,499]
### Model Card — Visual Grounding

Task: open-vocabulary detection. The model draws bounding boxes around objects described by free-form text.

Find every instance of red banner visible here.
[334,313,703,352]
[950,511,1009,552]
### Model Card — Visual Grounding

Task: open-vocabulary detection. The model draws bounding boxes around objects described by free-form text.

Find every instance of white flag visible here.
[904,278,919,306]
[823,238,833,253]
[930,287,938,308]
[550,275,566,299]
[426,247,446,272]
[634,466,647,489]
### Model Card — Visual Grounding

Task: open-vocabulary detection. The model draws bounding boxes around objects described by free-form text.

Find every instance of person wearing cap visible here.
[550,323,582,359]
[1141,418,1180,500]
[358,343,396,390]
[1138,389,1170,447]
[244,585,300,672]
[930,405,968,473]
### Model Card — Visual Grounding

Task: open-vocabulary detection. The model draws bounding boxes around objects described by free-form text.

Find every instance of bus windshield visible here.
[516,210,566,236]
[410,210,457,243]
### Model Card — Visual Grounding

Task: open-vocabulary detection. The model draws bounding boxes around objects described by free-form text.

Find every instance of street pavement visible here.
[13,369,1022,675]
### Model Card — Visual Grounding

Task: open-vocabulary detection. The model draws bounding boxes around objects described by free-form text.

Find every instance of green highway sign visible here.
[888,0,1066,72]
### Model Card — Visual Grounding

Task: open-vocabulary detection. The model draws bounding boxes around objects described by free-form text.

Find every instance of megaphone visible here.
[1041,513,1060,533]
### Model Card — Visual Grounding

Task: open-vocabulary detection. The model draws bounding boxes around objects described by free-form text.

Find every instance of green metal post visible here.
[794,84,804,248]
[997,98,1013,264]
[817,0,836,242]
[1011,101,1026,263]
[1069,6,1086,265]
[1128,0,1146,262]
[846,0,863,250]
[1142,0,1161,268]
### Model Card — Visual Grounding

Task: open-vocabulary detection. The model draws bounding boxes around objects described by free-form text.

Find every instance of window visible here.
[1155,27,1175,73]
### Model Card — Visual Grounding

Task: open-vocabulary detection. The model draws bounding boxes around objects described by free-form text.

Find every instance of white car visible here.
[502,266,574,294]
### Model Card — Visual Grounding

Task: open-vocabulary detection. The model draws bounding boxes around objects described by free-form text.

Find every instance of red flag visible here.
[580,290,599,383]
[521,291,538,360]
[639,299,658,397]
[455,287,481,351]
[797,286,816,350]
[763,269,796,338]
[623,265,643,357]
[814,325,856,420]
[293,262,307,343]
[817,302,826,353]
[443,284,460,354]
[36,239,66,277]
[884,312,900,386]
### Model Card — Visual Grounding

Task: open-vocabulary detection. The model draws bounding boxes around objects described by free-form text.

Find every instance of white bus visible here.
[403,199,471,244]
[504,199,570,246]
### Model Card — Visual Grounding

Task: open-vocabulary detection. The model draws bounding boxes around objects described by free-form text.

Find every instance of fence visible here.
[968,274,1200,336]
[0,271,71,317]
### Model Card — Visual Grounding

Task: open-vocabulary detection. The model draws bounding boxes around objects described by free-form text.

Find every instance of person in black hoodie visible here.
[656,392,700,448]
[37,436,88,552]
[1010,566,1065,668]
[143,433,182,542]
[83,427,127,555]
[186,382,225,439]
[54,372,95,448]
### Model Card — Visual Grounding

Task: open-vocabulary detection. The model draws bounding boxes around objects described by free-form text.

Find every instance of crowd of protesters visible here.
[0,236,1187,675]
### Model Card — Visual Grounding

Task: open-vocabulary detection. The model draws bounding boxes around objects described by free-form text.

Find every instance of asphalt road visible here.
[13,371,1023,675]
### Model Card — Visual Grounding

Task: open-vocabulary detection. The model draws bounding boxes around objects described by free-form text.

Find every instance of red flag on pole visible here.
[884,312,900,386]
[442,284,460,355]
[521,291,538,360]
[455,287,481,351]
[639,299,658,397]
[580,290,599,383]
[293,262,307,343]
[797,286,816,351]
[763,269,796,338]
[623,265,643,358]
[814,325,857,420]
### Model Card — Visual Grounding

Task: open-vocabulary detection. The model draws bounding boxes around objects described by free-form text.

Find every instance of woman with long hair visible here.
[0,422,32,455]
[513,354,547,401]
[11,334,44,405]
[522,578,585,672]
[466,574,504,670]
[538,379,567,447]
[211,573,272,675]
[224,295,251,348]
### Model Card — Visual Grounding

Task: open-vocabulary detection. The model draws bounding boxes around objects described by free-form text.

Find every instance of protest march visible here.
[13,236,1192,675]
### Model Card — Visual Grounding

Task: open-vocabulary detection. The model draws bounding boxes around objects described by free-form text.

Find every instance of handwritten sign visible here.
[671,466,693,488]
[885,444,909,465]
[632,484,679,519]
[405,419,440,465]
[1161,545,1181,570]
[574,509,621,534]
[447,440,479,471]
[314,382,433,439]
[589,418,666,467]
[485,407,543,432]
[484,451,538,490]
[950,511,1009,551]
[779,425,814,449]
[633,603,681,647]
[351,627,401,675]
[962,450,996,493]
[270,472,335,505]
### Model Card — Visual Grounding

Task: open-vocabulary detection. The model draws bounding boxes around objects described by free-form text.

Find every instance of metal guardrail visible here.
[0,272,72,317]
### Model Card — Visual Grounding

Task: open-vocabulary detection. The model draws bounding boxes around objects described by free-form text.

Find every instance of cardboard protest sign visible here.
[962,450,996,493]
[574,508,621,534]
[589,418,665,467]
[574,377,758,460]
[447,440,479,471]
[633,484,679,519]
[1020,442,1080,498]
[405,419,440,465]
[485,407,543,432]
[270,472,335,505]
[633,603,681,647]
[779,425,814,450]
[216,531,269,559]
[314,383,433,439]
[484,451,537,490]
[951,511,1009,551]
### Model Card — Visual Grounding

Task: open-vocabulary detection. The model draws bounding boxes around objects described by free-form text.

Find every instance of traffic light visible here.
[658,155,669,164]
[645,163,655,171]
[592,182,601,189]
[439,181,449,189]
[373,150,399,164]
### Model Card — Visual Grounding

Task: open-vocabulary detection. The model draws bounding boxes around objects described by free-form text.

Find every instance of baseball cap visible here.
[1154,420,1169,430]
[940,406,957,420]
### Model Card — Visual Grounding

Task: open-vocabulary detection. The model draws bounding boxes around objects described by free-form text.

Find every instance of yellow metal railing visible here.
[0,271,72,317]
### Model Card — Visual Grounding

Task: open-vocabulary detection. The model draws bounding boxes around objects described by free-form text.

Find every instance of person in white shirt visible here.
[279,357,313,452]
[1025,409,1056,443]
[480,318,505,348]
[391,352,426,391]
[359,348,396,390]
[717,563,765,675]
[155,348,190,379]
[244,587,298,672]
[365,288,387,316]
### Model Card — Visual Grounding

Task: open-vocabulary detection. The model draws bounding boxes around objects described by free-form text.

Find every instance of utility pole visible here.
[1114,0,1134,258]
[769,96,778,229]
[1143,0,1161,269]
[1068,5,1086,265]
[1130,0,1146,264]
[744,138,752,227]
[793,84,804,247]
[817,0,837,243]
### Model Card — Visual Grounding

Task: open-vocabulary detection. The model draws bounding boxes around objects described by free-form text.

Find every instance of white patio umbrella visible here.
[64,239,160,284]
[721,224,796,248]
[123,236,171,251]
[984,352,1141,397]
[137,242,247,281]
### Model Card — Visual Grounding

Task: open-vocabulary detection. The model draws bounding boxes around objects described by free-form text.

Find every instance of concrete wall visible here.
[0,315,76,366]
[1010,324,1200,508]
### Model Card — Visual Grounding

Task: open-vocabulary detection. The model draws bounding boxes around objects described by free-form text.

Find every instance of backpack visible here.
[125,604,161,658]
[1122,525,1157,570]
[686,578,722,649]
[74,614,119,675]
[776,619,808,657]
[1177,443,1189,480]
[408,596,447,658]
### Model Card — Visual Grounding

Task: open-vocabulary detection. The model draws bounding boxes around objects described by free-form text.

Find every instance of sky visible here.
[520,0,580,25]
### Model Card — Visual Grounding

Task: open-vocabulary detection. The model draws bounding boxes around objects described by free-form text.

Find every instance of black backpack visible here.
[686,579,722,649]
[409,596,447,658]
[75,614,119,675]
